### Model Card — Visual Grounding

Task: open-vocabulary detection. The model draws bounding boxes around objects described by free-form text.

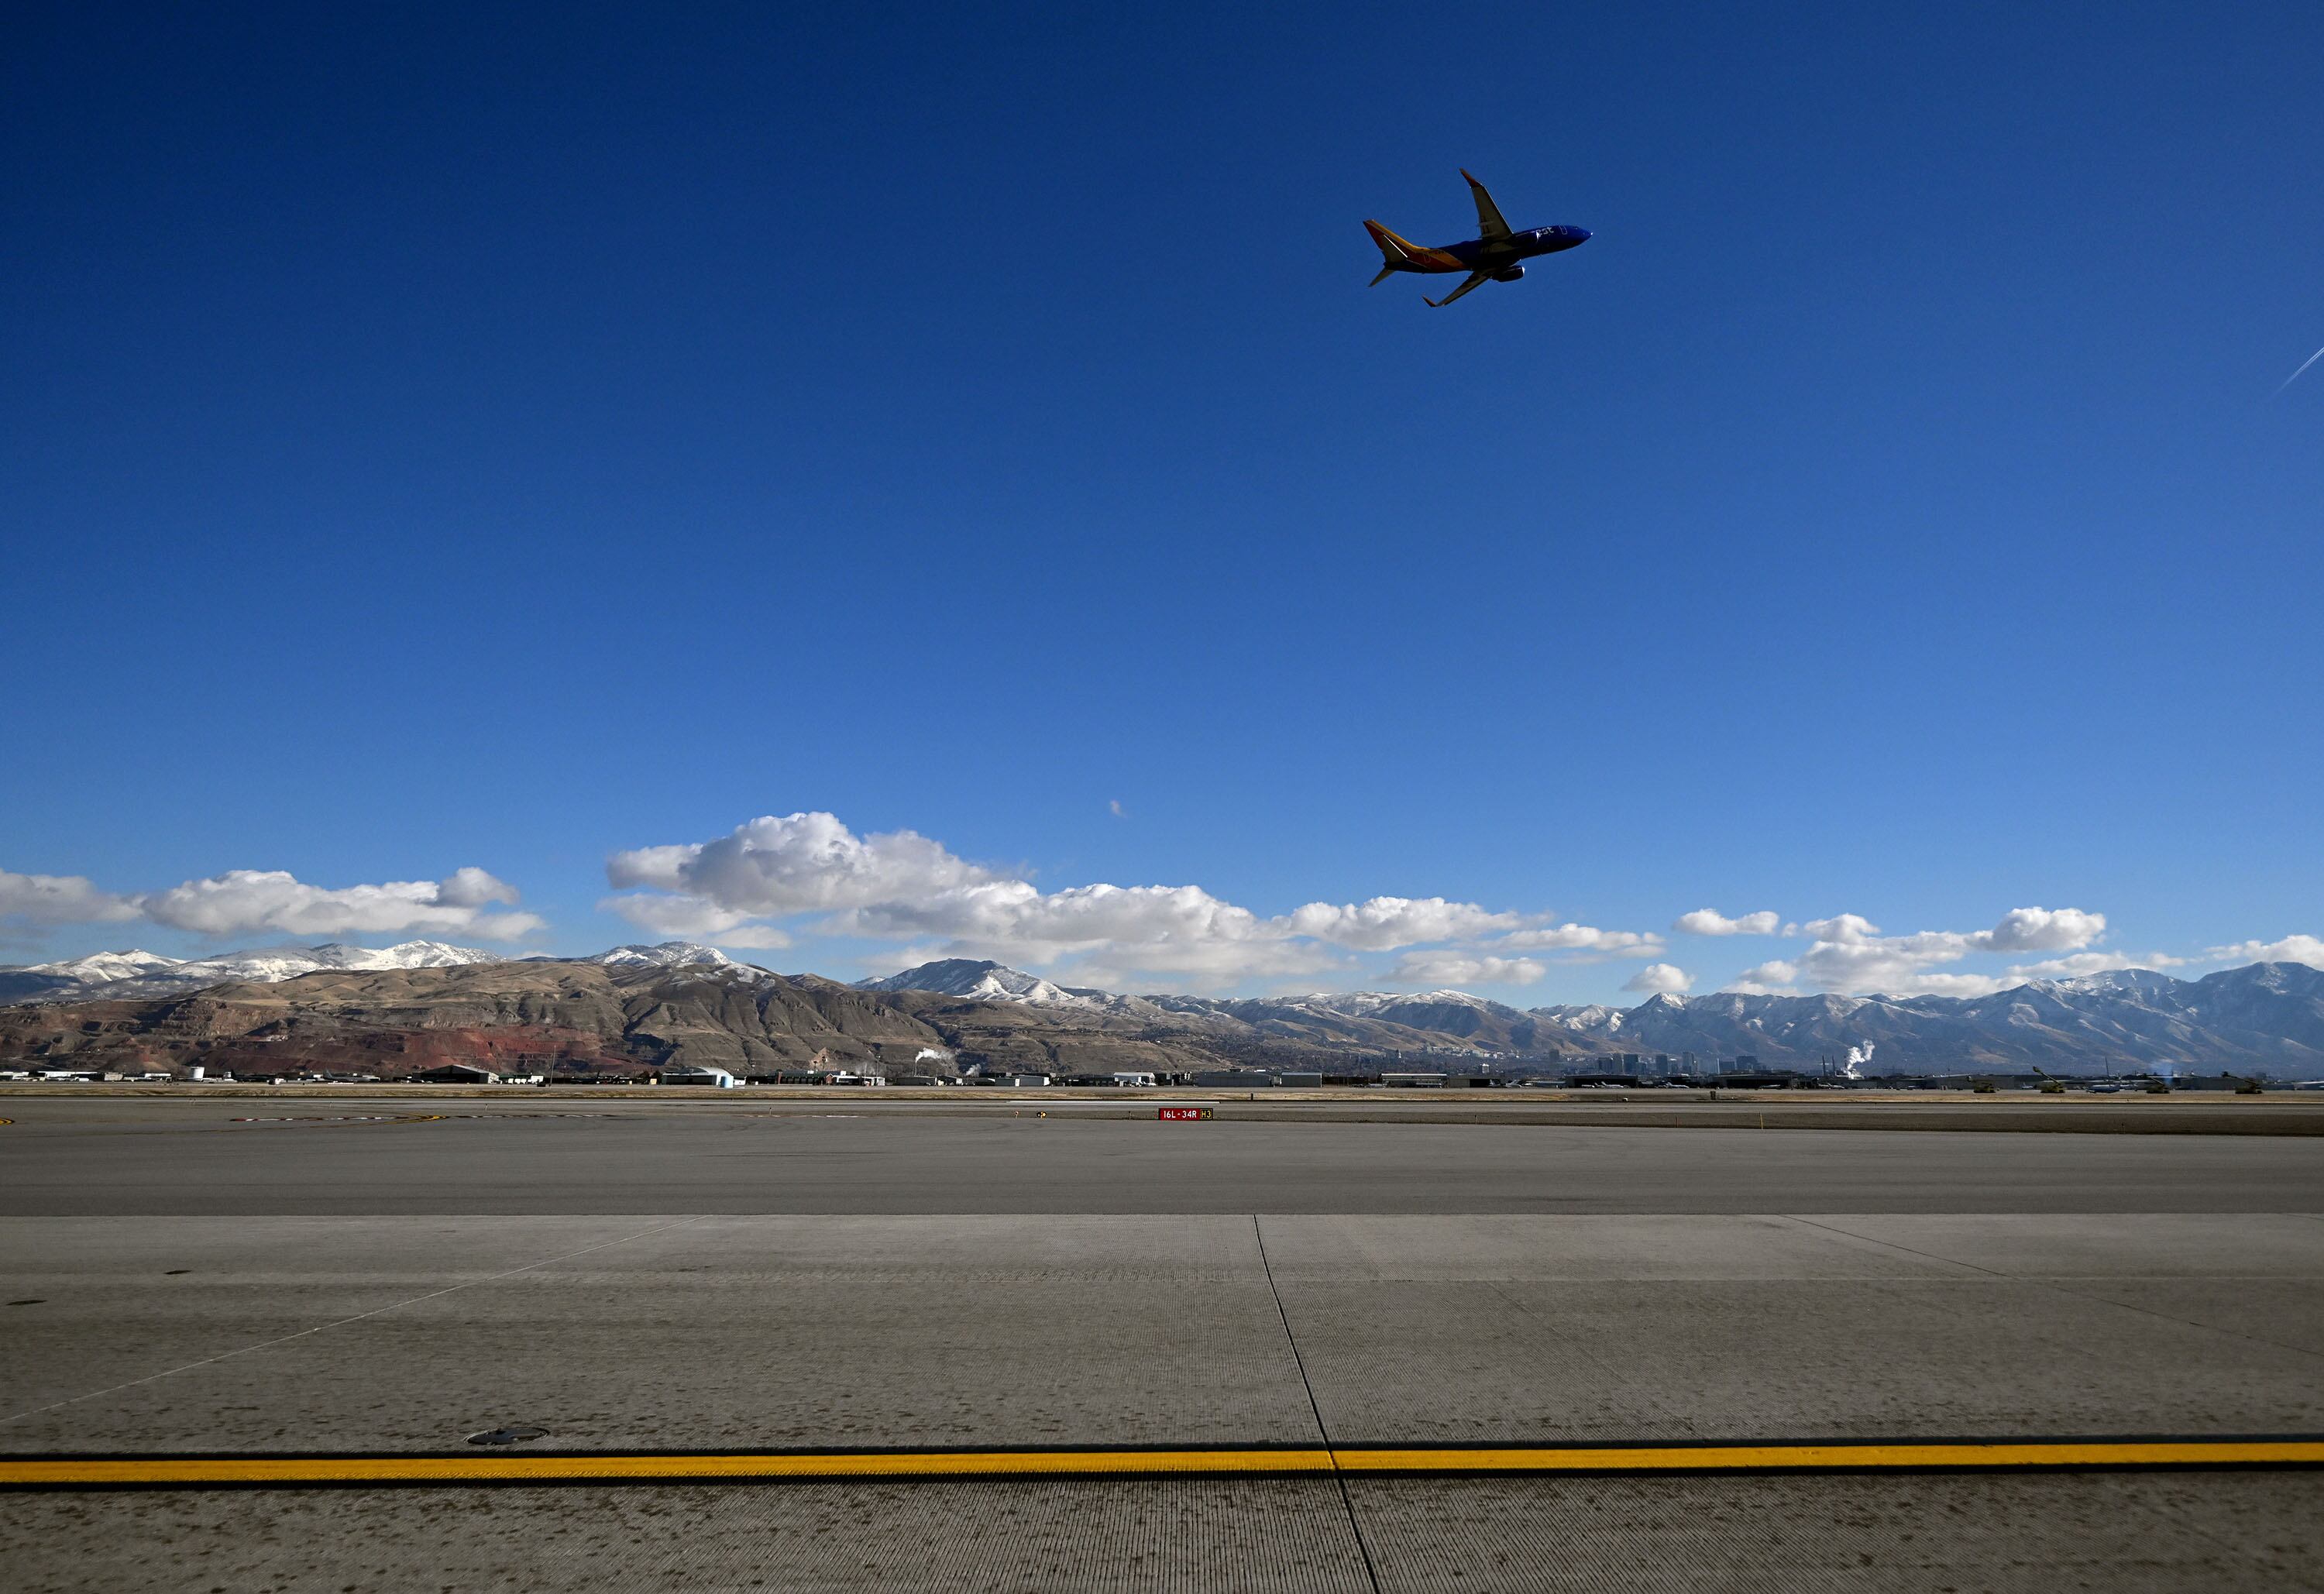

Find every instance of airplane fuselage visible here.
[1365,173,1588,305]
[1380,224,1592,276]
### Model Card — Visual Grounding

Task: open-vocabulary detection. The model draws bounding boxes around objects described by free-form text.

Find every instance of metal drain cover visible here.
[466,1424,548,1446]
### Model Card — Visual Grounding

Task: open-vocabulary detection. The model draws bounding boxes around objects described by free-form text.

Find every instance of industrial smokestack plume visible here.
[1841,1043,1872,1080]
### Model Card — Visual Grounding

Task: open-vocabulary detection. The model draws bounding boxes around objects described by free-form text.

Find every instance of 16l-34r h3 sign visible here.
[1157,1107,1213,1121]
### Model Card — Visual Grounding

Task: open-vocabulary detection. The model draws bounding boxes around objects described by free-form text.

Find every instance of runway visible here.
[5,1094,2322,1214]
[3,1099,2321,1589]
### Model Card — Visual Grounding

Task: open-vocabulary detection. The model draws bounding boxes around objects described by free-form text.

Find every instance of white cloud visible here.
[2203,935,2324,970]
[1723,960,1800,997]
[0,868,141,926]
[1901,973,2023,998]
[1387,951,1547,988]
[1673,909,1780,937]
[4,862,543,943]
[432,866,517,909]
[707,924,796,951]
[1779,907,2109,996]
[602,891,789,943]
[844,878,1258,954]
[1109,799,1126,818]
[607,812,998,914]
[2005,950,2186,981]
[136,869,544,942]
[1980,907,2108,953]
[1494,923,1665,958]
[837,879,1349,986]
[1284,896,1523,950]
[601,811,1624,991]
[1622,962,1693,994]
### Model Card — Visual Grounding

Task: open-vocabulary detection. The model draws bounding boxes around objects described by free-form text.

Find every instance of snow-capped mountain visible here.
[22,950,180,984]
[0,940,503,1003]
[1522,964,2324,1071]
[6,938,2322,1074]
[585,942,772,975]
[857,958,1097,1008]
[1282,989,1506,1021]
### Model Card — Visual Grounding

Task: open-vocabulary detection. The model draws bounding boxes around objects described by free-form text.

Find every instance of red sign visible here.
[1157,1106,1212,1121]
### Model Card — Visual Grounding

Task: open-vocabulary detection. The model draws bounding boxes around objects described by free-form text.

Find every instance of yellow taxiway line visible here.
[5,1438,2322,1489]
[1330,1440,2324,1474]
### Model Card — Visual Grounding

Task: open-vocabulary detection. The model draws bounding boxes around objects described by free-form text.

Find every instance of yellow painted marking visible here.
[4,1439,2321,1489]
[1332,1440,2324,1473]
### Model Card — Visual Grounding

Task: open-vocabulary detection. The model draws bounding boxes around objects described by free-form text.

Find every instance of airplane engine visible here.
[1493,265,1525,282]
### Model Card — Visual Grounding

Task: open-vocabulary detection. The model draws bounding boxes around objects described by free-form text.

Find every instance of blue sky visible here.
[5,2,2319,1001]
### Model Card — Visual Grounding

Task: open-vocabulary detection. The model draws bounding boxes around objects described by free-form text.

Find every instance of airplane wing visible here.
[1424,269,1492,307]
[1460,169,1512,242]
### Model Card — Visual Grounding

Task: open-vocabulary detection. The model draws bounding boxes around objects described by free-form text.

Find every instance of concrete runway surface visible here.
[3,1098,2322,1589]
[5,1094,2324,1214]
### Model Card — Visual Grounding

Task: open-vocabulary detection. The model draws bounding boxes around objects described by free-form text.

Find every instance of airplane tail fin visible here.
[1364,219,1421,266]
[1368,263,1397,287]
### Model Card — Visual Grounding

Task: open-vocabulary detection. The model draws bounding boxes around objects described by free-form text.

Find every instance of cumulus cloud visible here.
[1723,960,1800,996]
[841,880,1272,961]
[1284,896,1524,950]
[1385,951,1547,987]
[1622,962,1693,995]
[603,891,789,944]
[1673,909,1780,937]
[0,868,141,926]
[607,812,999,914]
[3,863,542,943]
[1494,922,1665,958]
[601,811,1649,991]
[2203,935,2324,970]
[1776,907,2110,996]
[1980,907,2108,953]
[137,869,543,942]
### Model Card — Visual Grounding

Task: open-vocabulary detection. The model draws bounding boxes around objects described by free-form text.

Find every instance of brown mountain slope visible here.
[0,959,1628,1080]
[0,961,1395,1079]
[0,961,948,1077]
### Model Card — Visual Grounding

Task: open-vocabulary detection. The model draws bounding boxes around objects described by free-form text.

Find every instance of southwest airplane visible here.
[1365,170,1590,307]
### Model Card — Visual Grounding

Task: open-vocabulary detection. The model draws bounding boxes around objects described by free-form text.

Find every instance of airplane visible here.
[1365,170,1590,307]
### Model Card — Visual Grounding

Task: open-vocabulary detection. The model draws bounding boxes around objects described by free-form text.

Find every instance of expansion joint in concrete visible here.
[1253,1214,1382,1594]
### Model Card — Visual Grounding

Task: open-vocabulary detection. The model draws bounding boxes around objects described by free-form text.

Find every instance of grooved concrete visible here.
[6,1214,2321,1455]
[5,1475,2322,1592]
[4,1106,2321,1589]
[0,1481,1381,1593]
[5,1101,2324,1214]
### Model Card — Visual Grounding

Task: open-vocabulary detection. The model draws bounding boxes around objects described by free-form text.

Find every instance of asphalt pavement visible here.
[5,1094,2322,1214]
[3,1099,2320,1589]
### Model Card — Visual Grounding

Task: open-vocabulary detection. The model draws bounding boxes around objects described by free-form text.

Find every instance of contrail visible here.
[2277,342,2324,397]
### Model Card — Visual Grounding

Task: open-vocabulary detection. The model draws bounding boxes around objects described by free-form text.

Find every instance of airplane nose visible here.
[1572,227,1592,244]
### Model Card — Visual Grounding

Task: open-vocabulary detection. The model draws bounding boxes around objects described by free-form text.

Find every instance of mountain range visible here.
[3,945,2321,1077]
[0,940,500,1005]
[861,960,2324,1075]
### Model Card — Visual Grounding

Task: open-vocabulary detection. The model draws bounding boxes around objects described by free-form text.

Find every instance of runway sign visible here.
[1157,1107,1212,1121]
